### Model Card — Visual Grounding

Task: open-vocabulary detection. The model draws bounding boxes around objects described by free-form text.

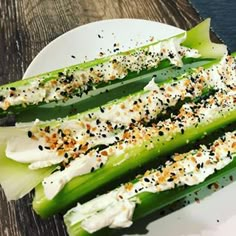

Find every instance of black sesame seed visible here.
[60,91,68,97]
[196,163,201,169]
[158,131,164,136]
[106,120,112,126]
[27,131,32,138]
[144,177,150,182]
[209,151,214,156]
[10,87,16,91]
[168,52,175,59]
[44,126,50,133]
[38,145,43,151]
[100,107,105,113]
[91,167,95,172]
[120,125,125,130]
[86,129,90,134]
[158,99,164,105]
[167,178,174,182]
[0,95,5,101]
[96,119,101,125]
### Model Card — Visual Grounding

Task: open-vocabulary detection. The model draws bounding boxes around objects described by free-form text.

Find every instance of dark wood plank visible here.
[0,1,214,235]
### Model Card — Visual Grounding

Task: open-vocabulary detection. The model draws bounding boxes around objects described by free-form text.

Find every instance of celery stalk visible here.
[0,55,217,203]
[15,58,211,122]
[65,153,236,236]
[0,19,226,116]
[33,100,236,217]
[0,144,54,200]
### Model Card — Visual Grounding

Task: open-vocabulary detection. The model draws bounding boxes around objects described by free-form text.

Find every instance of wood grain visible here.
[0,0,217,235]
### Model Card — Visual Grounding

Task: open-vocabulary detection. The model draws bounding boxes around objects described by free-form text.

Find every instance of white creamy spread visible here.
[3,55,236,199]
[42,144,127,200]
[65,190,136,233]
[6,135,63,164]
[64,131,236,233]
[6,56,234,168]
[143,78,159,91]
[42,149,108,199]
[0,33,200,110]
[81,199,135,232]
[4,66,205,165]
[148,36,199,67]
[49,87,235,199]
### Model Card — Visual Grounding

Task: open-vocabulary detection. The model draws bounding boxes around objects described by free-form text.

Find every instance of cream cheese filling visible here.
[65,131,236,233]
[0,33,200,110]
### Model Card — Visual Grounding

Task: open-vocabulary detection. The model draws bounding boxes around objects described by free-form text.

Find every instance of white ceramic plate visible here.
[23,19,236,236]
[23,19,183,78]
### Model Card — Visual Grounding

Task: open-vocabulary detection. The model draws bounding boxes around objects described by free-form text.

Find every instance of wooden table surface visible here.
[0,0,222,235]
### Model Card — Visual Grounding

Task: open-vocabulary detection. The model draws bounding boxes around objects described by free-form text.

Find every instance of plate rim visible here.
[23,18,184,78]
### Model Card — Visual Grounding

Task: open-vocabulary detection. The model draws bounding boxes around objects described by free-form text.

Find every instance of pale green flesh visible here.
[0,144,54,200]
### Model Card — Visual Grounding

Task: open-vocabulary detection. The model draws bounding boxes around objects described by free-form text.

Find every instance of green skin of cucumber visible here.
[66,153,236,236]
[0,18,225,117]
[33,106,236,217]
